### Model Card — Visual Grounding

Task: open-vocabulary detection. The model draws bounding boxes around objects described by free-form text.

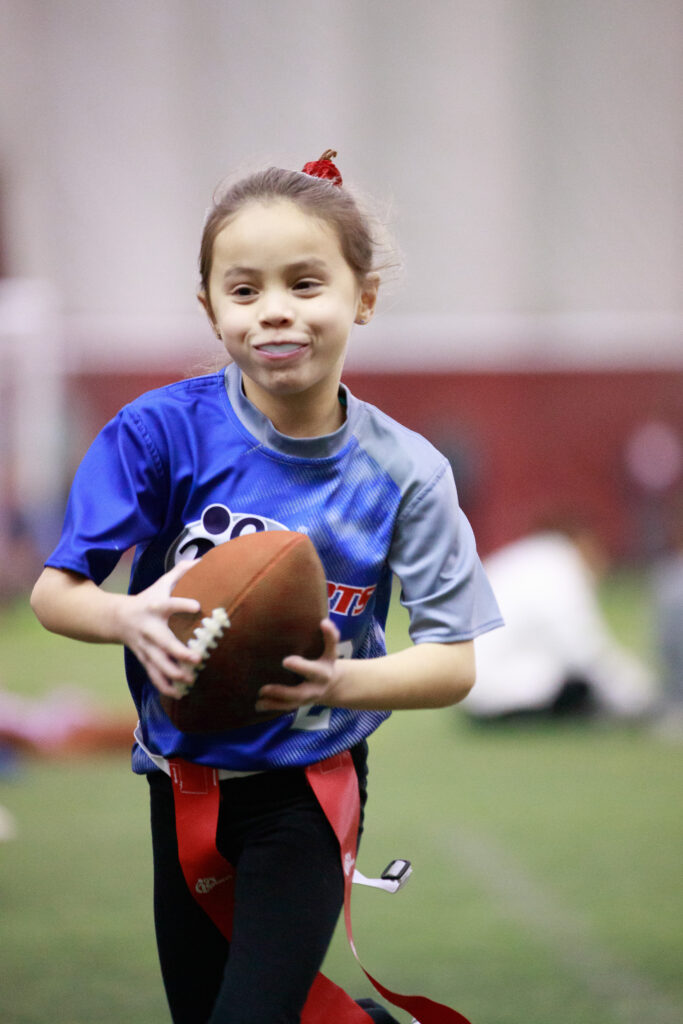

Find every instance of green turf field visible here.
[1,574,681,1024]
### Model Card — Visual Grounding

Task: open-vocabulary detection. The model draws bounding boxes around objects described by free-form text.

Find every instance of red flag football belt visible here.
[169,752,473,1024]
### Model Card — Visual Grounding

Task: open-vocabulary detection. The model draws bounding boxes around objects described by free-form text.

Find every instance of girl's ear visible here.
[354,272,380,326]
[197,290,221,339]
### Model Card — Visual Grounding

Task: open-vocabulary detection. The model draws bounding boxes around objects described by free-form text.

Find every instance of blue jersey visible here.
[47,364,502,772]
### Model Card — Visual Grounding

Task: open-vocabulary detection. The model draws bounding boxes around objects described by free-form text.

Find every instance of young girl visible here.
[31,152,503,1024]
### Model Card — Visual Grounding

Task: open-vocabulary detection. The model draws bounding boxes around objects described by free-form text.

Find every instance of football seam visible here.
[176,607,230,696]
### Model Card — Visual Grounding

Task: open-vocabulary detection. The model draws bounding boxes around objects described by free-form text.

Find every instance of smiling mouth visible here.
[257,342,304,353]
[255,341,308,358]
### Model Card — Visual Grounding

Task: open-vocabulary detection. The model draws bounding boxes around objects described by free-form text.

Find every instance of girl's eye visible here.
[293,279,321,293]
[231,285,257,299]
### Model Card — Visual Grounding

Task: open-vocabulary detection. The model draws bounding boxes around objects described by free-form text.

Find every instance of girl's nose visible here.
[258,291,295,327]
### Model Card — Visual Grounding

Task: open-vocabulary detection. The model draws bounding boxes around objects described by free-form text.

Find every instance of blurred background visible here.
[1,0,681,572]
[1,2,682,1022]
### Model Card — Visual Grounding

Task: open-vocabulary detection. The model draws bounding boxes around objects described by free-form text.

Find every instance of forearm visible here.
[31,567,128,644]
[331,641,476,711]
[31,564,202,698]
[261,627,477,714]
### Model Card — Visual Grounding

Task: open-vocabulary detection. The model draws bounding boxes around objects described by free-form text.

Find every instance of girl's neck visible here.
[241,376,346,439]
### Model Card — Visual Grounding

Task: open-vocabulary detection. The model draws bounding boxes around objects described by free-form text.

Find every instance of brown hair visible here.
[199,161,389,305]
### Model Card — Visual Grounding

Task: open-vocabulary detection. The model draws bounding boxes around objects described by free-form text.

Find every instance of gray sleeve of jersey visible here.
[389,460,503,643]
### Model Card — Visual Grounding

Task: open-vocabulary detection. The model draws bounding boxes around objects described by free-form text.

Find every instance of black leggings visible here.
[147,744,369,1024]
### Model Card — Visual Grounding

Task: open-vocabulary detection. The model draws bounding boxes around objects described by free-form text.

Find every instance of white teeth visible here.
[259,342,302,353]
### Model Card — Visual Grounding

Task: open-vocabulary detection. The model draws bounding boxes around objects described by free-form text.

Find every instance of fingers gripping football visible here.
[256,618,342,712]
[118,560,202,699]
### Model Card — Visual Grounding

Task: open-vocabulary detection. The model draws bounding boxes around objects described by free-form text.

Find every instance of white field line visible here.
[449,828,682,1024]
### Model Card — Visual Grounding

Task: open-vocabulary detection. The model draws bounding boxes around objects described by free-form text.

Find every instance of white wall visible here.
[1,0,681,368]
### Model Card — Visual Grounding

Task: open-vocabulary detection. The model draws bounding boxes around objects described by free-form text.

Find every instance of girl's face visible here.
[200,200,378,433]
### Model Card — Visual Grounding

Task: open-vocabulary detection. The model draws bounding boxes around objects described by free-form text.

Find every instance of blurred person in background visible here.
[0,507,42,605]
[463,518,656,723]
[651,503,683,734]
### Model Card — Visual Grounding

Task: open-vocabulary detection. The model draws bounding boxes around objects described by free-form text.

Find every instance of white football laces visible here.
[175,607,230,697]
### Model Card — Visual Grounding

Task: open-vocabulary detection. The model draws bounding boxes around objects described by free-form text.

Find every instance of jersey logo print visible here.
[327,581,377,617]
[165,503,288,569]
[166,505,376,620]
[195,875,232,895]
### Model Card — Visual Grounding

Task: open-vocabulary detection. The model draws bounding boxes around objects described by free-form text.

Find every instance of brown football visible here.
[161,531,328,732]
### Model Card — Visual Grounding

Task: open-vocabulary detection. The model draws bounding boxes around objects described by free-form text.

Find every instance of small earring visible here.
[357,317,368,325]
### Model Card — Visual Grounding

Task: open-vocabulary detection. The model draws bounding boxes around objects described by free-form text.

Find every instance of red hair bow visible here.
[302,149,343,187]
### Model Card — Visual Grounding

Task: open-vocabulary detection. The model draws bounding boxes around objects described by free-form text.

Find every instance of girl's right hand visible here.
[115,560,203,699]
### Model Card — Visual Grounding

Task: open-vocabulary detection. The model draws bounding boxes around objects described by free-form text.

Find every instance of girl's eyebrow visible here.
[222,258,329,282]
[286,258,329,275]
[222,265,258,282]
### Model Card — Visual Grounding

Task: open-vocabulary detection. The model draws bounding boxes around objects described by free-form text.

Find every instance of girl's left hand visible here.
[255,618,343,712]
